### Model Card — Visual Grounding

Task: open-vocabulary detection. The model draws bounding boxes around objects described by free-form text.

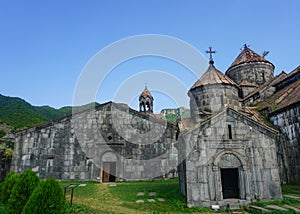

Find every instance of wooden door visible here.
[102,162,116,183]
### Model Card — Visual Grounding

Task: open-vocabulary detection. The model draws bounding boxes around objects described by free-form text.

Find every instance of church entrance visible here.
[102,162,116,183]
[221,168,239,199]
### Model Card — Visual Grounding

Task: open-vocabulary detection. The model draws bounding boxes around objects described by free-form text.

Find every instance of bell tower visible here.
[139,86,153,113]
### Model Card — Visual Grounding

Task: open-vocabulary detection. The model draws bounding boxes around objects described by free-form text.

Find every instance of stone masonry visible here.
[11,102,178,181]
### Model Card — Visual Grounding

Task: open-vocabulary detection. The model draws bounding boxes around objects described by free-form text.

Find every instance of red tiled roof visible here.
[228,46,274,70]
[190,64,237,90]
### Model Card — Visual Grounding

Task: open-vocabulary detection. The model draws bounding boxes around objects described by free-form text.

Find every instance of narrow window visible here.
[221,95,224,106]
[228,124,232,139]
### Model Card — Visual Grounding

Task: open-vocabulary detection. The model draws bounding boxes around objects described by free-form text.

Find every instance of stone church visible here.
[5,45,300,208]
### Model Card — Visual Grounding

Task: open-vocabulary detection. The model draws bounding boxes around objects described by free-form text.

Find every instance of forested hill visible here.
[0,94,72,129]
[0,93,190,130]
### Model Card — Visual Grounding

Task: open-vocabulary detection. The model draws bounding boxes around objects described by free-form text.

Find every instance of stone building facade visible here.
[5,44,300,209]
[177,51,283,208]
[11,101,178,181]
[177,108,281,208]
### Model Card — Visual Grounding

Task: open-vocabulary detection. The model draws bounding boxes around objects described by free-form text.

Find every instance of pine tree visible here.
[8,168,39,213]
[0,172,19,203]
[22,178,69,214]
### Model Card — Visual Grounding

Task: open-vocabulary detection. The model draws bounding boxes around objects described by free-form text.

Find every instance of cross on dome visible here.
[206,46,216,65]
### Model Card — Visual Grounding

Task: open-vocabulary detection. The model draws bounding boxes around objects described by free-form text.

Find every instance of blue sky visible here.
[1,0,299,113]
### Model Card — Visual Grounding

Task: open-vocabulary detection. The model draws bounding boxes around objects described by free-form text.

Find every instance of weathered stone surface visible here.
[283,204,300,212]
[137,192,144,196]
[271,105,300,183]
[266,205,288,211]
[149,192,156,196]
[10,102,178,181]
[250,205,271,213]
[178,108,282,208]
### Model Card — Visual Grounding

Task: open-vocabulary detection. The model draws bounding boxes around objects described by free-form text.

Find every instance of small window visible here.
[228,124,232,139]
[220,95,224,106]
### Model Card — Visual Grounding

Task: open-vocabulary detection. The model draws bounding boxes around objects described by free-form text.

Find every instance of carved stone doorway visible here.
[221,168,239,199]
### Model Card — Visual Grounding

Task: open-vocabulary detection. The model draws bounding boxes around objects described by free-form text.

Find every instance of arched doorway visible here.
[221,168,239,199]
[101,152,117,183]
[213,151,250,200]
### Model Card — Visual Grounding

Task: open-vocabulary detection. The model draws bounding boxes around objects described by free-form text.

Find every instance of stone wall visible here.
[189,84,240,121]
[270,104,300,183]
[226,62,274,86]
[178,108,282,208]
[11,102,178,181]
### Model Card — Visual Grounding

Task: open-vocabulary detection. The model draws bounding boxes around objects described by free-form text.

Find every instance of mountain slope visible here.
[0,94,71,129]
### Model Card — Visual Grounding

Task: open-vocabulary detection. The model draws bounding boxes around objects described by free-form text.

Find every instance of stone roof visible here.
[273,65,300,88]
[256,78,300,114]
[238,107,276,129]
[238,80,258,87]
[228,45,274,70]
[177,118,193,131]
[179,107,278,136]
[243,71,287,101]
[190,64,237,90]
[140,86,153,99]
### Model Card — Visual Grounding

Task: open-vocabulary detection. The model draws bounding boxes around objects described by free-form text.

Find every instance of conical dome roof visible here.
[190,63,237,91]
[228,45,274,70]
[140,86,153,99]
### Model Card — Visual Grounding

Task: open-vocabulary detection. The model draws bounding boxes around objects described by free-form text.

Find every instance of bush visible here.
[8,168,39,213]
[0,172,19,203]
[22,178,69,214]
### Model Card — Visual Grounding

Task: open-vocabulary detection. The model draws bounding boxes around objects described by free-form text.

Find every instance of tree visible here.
[8,168,39,213]
[0,172,19,203]
[22,178,69,214]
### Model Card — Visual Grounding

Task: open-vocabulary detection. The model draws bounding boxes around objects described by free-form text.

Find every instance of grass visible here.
[2,179,300,213]
[60,178,210,214]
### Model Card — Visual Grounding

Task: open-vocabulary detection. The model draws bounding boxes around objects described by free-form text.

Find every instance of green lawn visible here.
[2,179,300,213]
[60,178,209,214]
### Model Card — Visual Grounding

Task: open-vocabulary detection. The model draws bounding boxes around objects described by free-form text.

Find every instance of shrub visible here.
[8,168,39,213]
[0,172,19,203]
[22,178,69,214]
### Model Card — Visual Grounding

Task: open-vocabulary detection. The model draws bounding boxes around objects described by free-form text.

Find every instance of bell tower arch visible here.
[139,86,154,113]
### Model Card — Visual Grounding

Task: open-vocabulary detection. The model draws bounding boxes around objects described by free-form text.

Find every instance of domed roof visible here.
[139,86,153,99]
[228,45,274,70]
[190,63,237,90]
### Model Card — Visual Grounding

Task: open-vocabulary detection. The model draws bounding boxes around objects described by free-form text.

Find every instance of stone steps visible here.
[135,192,165,204]
[249,204,300,213]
